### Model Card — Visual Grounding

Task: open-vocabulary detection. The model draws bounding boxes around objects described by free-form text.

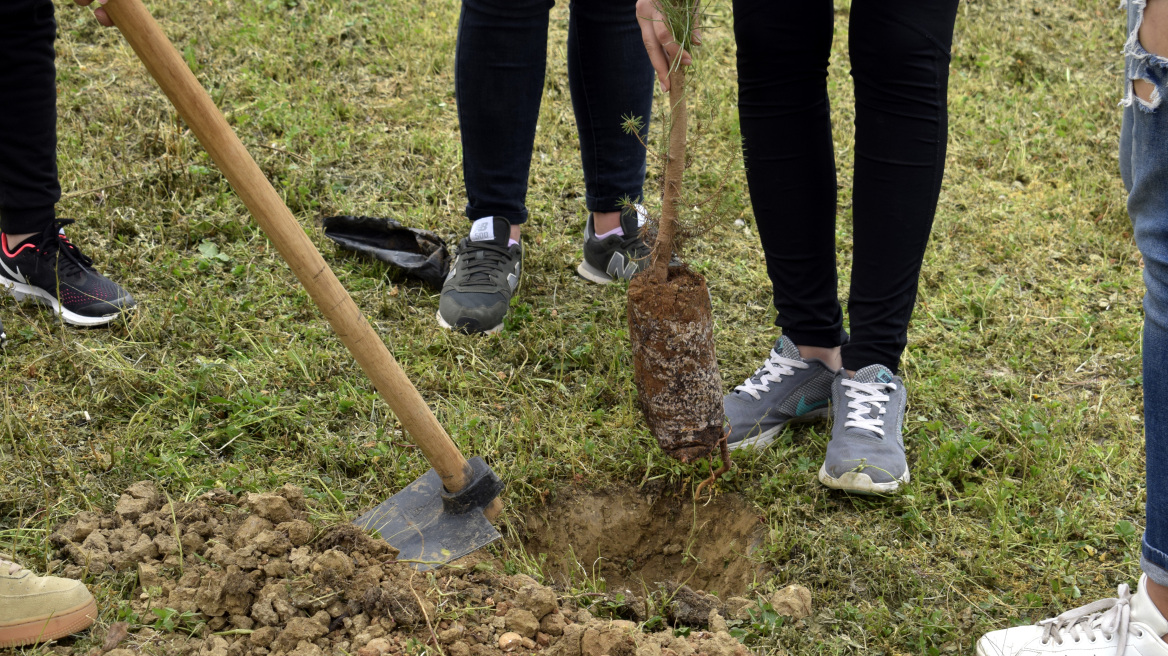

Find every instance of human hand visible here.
[75,0,113,27]
[636,0,701,92]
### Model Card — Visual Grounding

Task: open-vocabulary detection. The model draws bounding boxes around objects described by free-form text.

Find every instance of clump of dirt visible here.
[627,265,724,463]
[518,484,765,597]
[47,482,793,656]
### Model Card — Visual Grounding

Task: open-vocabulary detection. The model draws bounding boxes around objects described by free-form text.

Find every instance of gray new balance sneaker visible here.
[818,364,909,494]
[436,216,522,335]
[576,206,649,284]
[723,336,836,451]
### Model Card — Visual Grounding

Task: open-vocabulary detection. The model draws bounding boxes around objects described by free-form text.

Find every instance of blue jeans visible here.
[455,0,654,225]
[1119,0,1168,588]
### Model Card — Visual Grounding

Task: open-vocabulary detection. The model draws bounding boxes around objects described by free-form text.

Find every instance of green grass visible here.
[0,0,1148,654]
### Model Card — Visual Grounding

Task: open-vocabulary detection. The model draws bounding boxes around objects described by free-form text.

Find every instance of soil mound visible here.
[47,482,778,656]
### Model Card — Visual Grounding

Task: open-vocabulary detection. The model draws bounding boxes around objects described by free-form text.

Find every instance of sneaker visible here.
[0,316,5,347]
[0,555,97,648]
[576,206,649,284]
[818,364,910,494]
[0,220,136,327]
[722,336,835,451]
[436,216,522,335]
[975,574,1168,656]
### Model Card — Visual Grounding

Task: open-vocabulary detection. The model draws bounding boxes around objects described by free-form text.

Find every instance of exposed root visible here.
[695,433,732,497]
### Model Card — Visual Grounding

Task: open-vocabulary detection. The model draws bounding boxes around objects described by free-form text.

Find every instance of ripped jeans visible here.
[1119,0,1168,588]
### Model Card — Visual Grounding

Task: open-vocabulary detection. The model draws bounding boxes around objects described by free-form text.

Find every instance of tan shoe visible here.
[0,555,97,647]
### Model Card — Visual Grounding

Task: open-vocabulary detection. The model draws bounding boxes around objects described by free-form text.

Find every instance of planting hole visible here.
[514,484,765,596]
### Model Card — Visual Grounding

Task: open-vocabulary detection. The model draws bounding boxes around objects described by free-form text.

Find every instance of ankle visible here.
[509,224,521,245]
[3,232,36,249]
[1146,578,1168,641]
[593,211,621,234]
[796,344,842,371]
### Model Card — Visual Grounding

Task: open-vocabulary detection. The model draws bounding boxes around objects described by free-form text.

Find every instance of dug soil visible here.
[626,266,724,463]
[44,482,803,656]
[518,483,766,596]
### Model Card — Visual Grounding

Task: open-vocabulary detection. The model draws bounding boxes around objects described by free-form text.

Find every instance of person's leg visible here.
[567,0,653,226]
[0,0,59,241]
[816,0,957,494]
[1124,0,1168,633]
[440,0,551,334]
[455,0,553,233]
[842,0,958,373]
[0,0,135,327]
[722,0,841,451]
[975,3,1168,653]
[567,0,656,283]
[732,0,843,358]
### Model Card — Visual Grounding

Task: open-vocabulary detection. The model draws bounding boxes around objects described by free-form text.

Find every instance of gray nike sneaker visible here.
[436,216,522,335]
[723,336,836,451]
[818,364,909,494]
[576,206,650,284]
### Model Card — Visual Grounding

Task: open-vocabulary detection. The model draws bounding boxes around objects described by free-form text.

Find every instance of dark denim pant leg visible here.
[567,0,654,214]
[456,0,554,226]
[0,0,59,235]
[1119,0,1168,588]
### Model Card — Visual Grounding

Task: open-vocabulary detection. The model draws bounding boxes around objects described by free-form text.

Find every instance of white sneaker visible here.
[976,575,1168,655]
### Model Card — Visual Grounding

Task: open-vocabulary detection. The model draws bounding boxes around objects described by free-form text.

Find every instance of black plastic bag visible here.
[322,215,450,290]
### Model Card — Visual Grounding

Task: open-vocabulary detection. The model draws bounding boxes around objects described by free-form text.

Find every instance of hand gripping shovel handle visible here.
[103,0,501,521]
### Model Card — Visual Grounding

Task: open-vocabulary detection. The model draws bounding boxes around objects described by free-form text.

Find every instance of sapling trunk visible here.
[627,29,726,466]
[649,67,688,284]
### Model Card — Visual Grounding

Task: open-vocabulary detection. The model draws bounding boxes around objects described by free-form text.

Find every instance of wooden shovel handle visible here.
[103,0,501,518]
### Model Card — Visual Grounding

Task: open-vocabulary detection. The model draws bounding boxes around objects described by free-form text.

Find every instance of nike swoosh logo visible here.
[0,260,25,284]
[795,396,828,416]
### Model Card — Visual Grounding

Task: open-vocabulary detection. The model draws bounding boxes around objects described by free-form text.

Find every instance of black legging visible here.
[0,0,59,235]
[733,0,959,373]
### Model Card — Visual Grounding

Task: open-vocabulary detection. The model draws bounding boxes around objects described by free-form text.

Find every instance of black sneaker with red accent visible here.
[0,220,136,327]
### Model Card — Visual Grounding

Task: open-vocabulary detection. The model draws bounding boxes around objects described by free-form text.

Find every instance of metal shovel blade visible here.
[355,457,503,570]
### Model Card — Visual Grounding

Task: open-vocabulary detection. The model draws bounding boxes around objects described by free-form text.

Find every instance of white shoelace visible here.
[1038,584,1139,652]
[735,349,809,400]
[841,378,897,436]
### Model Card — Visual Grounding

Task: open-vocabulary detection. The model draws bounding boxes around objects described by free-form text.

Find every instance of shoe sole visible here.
[435,310,503,336]
[817,465,909,495]
[576,260,617,285]
[728,407,830,452]
[0,279,128,327]
[0,597,97,648]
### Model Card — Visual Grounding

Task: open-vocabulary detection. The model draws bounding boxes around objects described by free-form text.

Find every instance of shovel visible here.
[102,0,504,569]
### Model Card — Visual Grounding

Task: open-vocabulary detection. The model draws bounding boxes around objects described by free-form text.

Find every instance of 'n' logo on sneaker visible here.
[469,217,496,242]
[507,263,520,291]
[606,254,639,280]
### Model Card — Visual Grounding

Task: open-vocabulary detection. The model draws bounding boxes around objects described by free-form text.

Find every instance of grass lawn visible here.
[0,0,1148,654]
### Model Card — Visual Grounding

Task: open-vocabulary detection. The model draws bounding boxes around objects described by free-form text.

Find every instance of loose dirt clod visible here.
[769,584,814,620]
[48,482,773,656]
